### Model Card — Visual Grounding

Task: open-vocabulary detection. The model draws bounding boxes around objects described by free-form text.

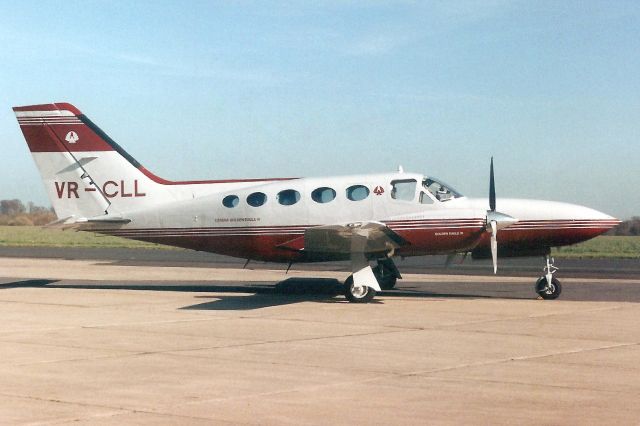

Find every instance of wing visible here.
[279,221,409,292]
[279,221,408,255]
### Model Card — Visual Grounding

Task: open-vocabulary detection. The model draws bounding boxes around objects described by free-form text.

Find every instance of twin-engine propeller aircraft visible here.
[13,103,620,303]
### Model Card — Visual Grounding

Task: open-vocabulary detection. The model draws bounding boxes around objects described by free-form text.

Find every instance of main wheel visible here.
[535,276,562,300]
[344,275,376,303]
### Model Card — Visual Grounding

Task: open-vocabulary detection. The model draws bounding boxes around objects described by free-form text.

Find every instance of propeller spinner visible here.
[486,157,517,273]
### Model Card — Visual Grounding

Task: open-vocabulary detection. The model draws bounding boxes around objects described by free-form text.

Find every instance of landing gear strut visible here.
[536,256,562,300]
[374,258,401,290]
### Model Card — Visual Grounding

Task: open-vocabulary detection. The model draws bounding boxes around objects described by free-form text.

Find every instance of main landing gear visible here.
[536,256,562,300]
[374,258,400,290]
[344,275,376,303]
[344,258,402,303]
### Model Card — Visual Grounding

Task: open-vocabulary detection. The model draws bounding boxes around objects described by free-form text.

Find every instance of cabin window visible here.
[419,191,434,204]
[277,189,301,206]
[311,187,336,203]
[247,192,267,207]
[346,185,370,201]
[222,195,239,208]
[390,179,417,201]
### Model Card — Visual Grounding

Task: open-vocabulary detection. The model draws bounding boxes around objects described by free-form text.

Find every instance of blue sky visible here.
[1,0,638,218]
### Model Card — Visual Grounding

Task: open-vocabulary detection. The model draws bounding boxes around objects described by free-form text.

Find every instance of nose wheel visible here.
[536,256,562,299]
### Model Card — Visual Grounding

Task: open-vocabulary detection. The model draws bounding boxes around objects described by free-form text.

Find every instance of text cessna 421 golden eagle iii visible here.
[14,103,620,303]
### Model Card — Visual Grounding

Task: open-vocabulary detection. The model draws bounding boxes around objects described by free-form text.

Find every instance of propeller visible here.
[485,157,517,274]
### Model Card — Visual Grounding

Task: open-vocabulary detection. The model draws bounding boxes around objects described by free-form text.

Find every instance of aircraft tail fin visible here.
[13,103,158,220]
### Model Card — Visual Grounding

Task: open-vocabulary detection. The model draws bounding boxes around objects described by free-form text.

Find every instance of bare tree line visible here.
[608,217,640,236]
[0,199,55,226]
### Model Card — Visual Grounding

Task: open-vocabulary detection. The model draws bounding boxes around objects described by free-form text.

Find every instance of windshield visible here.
[423,178,462,202]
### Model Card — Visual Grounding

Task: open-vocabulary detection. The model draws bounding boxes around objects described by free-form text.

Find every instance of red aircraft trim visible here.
[89,224,614,263]
[90,219,618,244]
[137,166,299,186]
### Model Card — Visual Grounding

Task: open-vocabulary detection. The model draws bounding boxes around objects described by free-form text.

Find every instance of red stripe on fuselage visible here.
[91,218,618,261]
[137,166,299,186]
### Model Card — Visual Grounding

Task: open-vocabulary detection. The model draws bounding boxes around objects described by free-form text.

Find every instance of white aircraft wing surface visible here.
[302,221,408,255]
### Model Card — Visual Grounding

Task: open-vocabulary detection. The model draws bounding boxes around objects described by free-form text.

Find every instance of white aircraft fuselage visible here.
[88,172,617,263]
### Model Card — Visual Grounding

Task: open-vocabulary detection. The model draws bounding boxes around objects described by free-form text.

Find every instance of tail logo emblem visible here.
[65,131,79,144]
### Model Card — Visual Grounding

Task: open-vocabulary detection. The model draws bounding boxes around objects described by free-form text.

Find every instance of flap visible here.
[300,221,408,255]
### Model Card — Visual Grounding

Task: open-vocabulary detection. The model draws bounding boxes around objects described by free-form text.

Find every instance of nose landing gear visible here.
[536,256,562,299]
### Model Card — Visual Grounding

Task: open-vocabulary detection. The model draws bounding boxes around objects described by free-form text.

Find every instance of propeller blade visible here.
[489,157,496,212]
[490,220,498,274]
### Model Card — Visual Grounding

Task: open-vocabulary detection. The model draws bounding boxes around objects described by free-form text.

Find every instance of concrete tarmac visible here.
[1,253,640,424]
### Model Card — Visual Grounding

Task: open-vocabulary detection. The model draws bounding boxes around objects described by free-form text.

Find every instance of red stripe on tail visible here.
[13,103,114,153]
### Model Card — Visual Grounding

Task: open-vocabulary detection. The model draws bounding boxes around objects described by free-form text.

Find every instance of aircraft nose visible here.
[541,200,620,228]
[528,200,616,221]
[494,199,621,238]
[568,203,618,222]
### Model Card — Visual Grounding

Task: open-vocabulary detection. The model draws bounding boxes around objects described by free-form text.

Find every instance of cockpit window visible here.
[419,191,434,204]
[390,179,417,201]
[423,178,462,202]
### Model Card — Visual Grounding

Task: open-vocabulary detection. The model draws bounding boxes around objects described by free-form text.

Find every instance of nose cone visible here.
[498,199,620,245]
[468,198,619,222]
[546,202,618,222]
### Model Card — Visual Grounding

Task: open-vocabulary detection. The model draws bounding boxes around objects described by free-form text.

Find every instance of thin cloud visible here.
[342,33,414,56]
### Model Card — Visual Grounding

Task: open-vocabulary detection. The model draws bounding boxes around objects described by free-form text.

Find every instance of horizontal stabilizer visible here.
[45,215,131,230]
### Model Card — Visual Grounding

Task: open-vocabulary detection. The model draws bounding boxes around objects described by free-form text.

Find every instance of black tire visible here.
[379,276,397,290]
[344,275,376,303]
[536,276,562,300]
[374,265,398,290]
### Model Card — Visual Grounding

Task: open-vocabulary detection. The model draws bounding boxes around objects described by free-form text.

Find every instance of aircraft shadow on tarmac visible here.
[0,279,59,289]
[2,277,638,308]
[0,277,529,310]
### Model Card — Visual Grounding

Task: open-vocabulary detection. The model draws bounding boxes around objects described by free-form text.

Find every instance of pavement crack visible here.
[402,341,640,378]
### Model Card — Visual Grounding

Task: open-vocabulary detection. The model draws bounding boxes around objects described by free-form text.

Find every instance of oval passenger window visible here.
[247,192,267,207]
[222,195,239,208]
[311,187,336,203]
[277,189,301,206]
[346,185,370,201]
